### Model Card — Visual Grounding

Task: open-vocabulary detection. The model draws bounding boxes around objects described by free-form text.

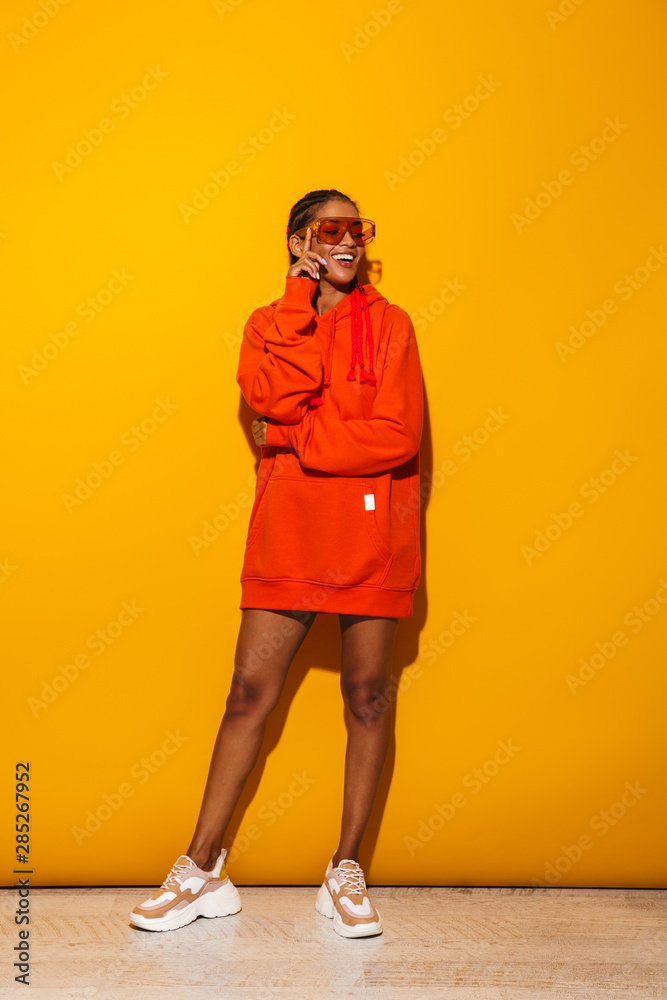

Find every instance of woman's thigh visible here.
[229,608,317,714]
[338,614,399,700]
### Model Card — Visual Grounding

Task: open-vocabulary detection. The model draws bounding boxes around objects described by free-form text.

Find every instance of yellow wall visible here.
[2,0,665,888]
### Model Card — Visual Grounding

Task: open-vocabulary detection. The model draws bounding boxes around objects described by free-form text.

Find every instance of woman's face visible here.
[289,198,366,287]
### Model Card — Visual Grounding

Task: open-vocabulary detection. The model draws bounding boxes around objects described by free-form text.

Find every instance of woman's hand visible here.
[287,226,328,281]
[251,415,267,447]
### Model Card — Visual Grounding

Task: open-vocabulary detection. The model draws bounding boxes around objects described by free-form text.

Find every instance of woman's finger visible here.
[286,237,325,279]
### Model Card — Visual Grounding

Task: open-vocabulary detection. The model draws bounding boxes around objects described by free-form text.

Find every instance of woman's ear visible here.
[288,234,303,258]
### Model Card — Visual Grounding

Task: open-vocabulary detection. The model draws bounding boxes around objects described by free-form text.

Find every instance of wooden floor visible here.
[1,885,664,998]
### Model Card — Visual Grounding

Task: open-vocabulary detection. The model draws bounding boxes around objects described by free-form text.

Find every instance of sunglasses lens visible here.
[349,222,369,244]
[319,221,344,243]
[317,219,374,245]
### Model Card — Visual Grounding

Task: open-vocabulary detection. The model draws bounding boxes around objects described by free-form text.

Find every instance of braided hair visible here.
[285,189,376,400]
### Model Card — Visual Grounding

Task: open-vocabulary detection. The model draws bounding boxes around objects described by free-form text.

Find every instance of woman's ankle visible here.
[332,847,359,866]
[186,846,221,871]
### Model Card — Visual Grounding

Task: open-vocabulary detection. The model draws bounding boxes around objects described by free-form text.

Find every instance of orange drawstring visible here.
[347,278,376,385]
[309,277,375,409]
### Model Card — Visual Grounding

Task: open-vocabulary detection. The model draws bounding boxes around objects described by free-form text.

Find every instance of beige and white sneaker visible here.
[315,856,383,938]
[130,848,241,931]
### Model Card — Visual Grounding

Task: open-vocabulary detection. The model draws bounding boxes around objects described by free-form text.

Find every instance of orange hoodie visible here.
[236,274,423,617]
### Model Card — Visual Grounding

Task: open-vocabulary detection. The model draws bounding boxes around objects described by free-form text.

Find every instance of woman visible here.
[130,188,424,939]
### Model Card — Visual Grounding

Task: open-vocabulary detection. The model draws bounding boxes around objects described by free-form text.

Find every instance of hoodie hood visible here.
[270,279,389,409]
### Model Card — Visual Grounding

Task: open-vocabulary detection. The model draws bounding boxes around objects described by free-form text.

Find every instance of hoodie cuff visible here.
[264,420,294,447]
[282,274,319,303]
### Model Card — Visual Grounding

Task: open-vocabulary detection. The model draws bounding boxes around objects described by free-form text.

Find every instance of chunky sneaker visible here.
[130,848,241,931]
[315,856,383,938]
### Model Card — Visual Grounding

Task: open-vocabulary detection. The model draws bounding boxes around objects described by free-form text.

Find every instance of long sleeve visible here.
[236,276,324,423]
[277,306,424,476]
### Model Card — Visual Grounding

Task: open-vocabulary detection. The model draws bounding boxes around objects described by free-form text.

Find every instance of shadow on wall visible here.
[231,260,433,874]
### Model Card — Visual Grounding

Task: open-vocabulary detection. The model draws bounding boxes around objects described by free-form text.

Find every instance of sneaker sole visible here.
[130,879,242,932]
[314,881,383,938]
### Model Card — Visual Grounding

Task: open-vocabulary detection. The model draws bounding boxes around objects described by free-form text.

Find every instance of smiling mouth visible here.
[329,253,356,268]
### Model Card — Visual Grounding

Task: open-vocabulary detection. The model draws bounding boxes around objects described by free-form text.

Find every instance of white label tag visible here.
[364,493,375,510]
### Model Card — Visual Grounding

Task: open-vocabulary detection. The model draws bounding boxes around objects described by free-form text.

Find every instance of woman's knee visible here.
[342,677,391,723]
[225,667,277,719]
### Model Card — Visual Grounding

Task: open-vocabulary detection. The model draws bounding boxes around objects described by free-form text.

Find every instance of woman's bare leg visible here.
[331,614,399,867]
[185,608,317,869]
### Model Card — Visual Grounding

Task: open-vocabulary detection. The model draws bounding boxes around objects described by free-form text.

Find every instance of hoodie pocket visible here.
[241,476,393,587]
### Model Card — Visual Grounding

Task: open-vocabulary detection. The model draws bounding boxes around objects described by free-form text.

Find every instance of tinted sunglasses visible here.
[293,217,375,246]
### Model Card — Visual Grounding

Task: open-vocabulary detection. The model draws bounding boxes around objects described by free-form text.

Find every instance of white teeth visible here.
[333,254,354,261]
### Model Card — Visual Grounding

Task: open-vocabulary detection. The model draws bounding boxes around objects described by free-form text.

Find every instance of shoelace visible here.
[160,858,194,890]
[333,860,367,894]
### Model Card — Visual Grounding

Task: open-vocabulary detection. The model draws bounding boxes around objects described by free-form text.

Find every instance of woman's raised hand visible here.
[287,227,328,281]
